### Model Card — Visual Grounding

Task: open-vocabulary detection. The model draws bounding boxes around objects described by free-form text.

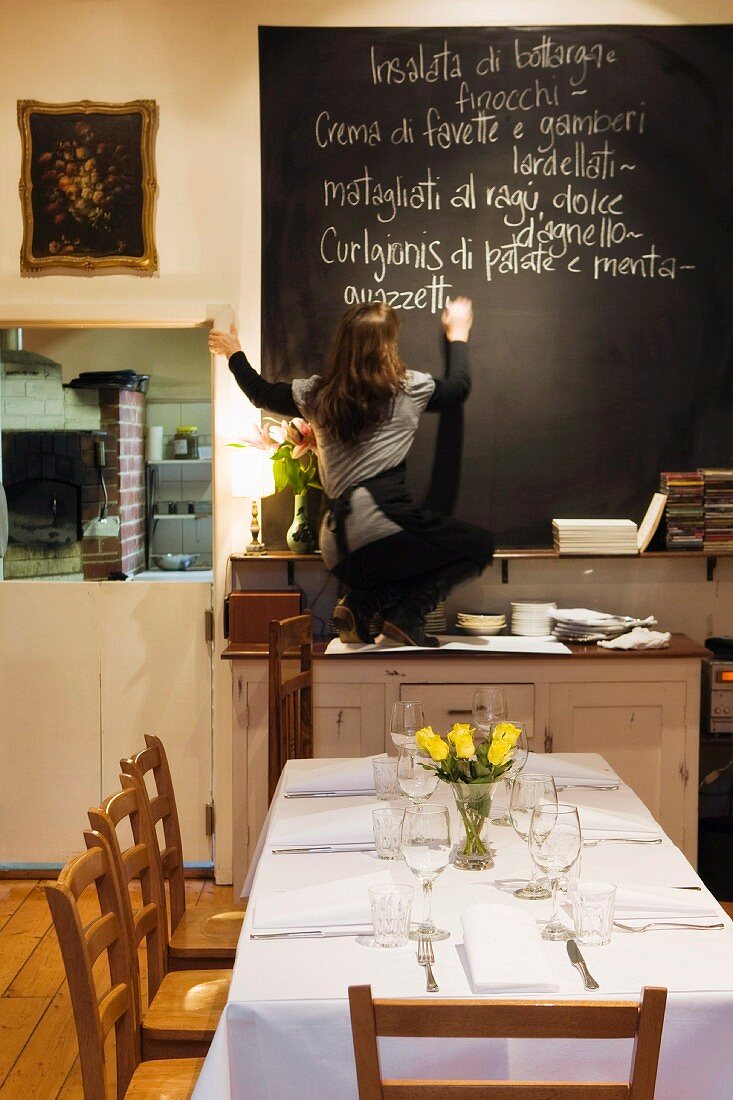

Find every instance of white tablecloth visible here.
[193,754,733,1099]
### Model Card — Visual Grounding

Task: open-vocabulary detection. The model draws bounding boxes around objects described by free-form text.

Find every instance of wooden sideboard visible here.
[224,634,708,895]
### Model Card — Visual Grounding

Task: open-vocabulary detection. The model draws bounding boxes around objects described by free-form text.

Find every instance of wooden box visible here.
[226,590,302,643]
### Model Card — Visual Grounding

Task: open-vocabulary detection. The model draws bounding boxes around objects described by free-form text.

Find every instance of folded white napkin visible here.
[461,904,559,993]
[253,872,398,933]
[598,628,671,650]
[612,886,720,926]
[577,806,661,840]
[270,803,377,849]
[285,756,378,795]
[525,752,619,787]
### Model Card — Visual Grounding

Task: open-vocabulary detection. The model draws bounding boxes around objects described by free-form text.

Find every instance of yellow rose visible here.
[493,721,522,748]
[415,726,437,753]
[426,736,449,762]
[453,733,476,759]
[488,739,510,766]
[448,722,474,744]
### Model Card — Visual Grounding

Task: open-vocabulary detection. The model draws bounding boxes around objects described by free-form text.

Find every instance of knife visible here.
[556,783,620,791]
[284,790,375,798]
[271,843,376,854]
[566,939,599,991]
[583,837,662,846]
[250,926,370,939]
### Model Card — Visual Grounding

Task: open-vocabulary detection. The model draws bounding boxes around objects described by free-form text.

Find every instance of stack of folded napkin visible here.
[576,806,662,842]
[612,886,720,928]
[252,872,396,936]
[524,752,620,789]
[284,756,378,797]
[269,803,376,851]
[461,904,559,992]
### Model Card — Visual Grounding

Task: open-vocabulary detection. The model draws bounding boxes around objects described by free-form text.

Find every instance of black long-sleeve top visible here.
[227,340,471,418]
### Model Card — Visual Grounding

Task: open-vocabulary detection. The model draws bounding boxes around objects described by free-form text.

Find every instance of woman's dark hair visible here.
[308,303,407,445]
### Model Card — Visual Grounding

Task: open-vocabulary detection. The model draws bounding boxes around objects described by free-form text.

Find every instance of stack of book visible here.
[701,468,733,551]
[552,519,638,555]
[660,472,705,549]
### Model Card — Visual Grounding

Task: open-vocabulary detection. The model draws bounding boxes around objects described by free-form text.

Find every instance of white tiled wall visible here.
[146,400,212,458]
[146,400,213,568]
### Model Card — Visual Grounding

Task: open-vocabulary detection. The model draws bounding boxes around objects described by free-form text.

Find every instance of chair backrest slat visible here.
[268,612,313,801]
[381,1087,629,1099]
[374,999,641,1039]
[98,982,131,1041]
[349,986,667,1100]
[45,834,141,1100]
[120,734,187,935]
[88,785,169,1003]
[85,911,119,968]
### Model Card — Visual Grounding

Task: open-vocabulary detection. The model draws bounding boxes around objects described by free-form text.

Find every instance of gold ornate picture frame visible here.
[18,100,158,276]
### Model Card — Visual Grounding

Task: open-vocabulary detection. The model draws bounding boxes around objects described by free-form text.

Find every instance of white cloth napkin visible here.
[269,803,377,849]
[461,904,559,993]
[284,756,378,795]
[612,886,720,926]
[577,806,661,840]
[598,628,671,650]
[253,872,396,934]
[525,752,619,787]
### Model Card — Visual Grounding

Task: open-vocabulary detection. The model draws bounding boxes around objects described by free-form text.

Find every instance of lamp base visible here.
[245,499,267,555]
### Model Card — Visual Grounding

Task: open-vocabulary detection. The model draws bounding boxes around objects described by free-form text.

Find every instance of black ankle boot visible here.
[332,594,375,644]
[380,605,440,648]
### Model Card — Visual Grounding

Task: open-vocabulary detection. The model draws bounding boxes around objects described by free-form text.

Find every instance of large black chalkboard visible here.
[259,25,733,547]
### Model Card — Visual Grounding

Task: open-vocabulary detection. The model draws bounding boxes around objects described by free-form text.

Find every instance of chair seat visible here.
[127,1057,205,1098]
[168,903,245,963]
[142,969,230,1054]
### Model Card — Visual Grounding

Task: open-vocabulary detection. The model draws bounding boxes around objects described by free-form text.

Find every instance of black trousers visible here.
[332,532,482,619]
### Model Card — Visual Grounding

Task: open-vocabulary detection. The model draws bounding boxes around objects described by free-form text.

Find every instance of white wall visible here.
[1,0,732,880]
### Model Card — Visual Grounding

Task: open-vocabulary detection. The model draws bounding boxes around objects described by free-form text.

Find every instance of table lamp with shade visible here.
[230,445,276,554]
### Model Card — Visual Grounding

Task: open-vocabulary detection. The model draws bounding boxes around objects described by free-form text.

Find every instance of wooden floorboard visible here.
[0,877,237,1100]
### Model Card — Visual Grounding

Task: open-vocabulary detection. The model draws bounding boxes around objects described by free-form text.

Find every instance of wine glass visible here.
[397,746,439,807]
[491,721,529,827]
[400,804,451,941]
[509,773,557,899]
[390,700,425,750]
[472,687,507,738]
[528,803,582,941]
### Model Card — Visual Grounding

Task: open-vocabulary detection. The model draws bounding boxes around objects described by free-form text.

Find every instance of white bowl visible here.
[153,553,200,571]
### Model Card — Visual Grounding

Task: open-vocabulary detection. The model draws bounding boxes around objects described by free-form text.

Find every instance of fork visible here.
[613,920,725,933]
[417,932,439,992]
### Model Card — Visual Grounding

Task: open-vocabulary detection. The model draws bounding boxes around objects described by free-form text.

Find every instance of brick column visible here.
[83,387,146,579]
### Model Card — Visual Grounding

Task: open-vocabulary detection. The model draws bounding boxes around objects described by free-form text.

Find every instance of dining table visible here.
[192,753,733,1099]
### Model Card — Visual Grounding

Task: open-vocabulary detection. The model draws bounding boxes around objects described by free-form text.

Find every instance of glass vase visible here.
[450,781,497,870]
[286,492,316,553]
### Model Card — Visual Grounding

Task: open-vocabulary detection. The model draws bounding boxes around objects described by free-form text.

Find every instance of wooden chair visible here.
[268,611,313,801]
[348,984,667,1100]
[45,832,204,1100]
[88,784,230,1060]
[121,733,245,970]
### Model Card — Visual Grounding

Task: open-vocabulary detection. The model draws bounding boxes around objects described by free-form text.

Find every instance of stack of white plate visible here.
[425,601,447,635]
[456,611,506,636]
[511,600,557,636]
[551,608,657,643]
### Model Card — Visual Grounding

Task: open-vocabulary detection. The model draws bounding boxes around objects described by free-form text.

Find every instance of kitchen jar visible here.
[173,426,199,459]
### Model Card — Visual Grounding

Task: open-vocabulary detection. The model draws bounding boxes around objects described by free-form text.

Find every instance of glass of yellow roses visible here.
[415,721,520,870]
[489,721,528,827]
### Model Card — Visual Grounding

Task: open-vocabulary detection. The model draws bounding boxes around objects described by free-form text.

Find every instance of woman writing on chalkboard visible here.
[209,299,494,647]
